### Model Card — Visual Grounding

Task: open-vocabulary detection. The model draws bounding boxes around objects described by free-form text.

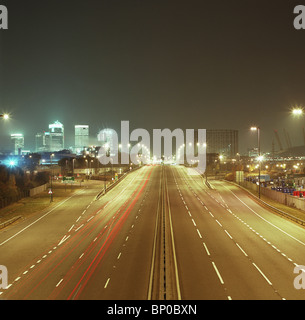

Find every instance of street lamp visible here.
[292,107,303,116]
[50,153,55,202]
[0,114,9,120]
[251,126,261,198]
[72,158,76,176]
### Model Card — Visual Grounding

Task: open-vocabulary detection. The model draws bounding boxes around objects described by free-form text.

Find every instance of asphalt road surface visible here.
[0,165,305,300]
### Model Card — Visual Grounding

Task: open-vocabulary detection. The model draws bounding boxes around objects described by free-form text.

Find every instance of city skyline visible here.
[2,115,305,159]
[1,0,305,155]
[3,119,239,159]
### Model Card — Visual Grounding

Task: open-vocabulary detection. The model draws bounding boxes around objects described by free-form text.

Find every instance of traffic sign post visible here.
[63,176,75,191]
[63,176,75,182]
[48,189,53,202]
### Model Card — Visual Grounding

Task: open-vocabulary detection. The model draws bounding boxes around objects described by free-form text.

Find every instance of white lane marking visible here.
[196,229,202,239]
[212,261,224,285]
[224,230,233,239]
[236,243,248,257]
[252,263,272,285]
[58,234,71,246]
[203,242,210,256]
[56,279,63,287]
[75,224,84,232]
[104,278,110,288]
[87,216,94,222]
[215,219,222,227]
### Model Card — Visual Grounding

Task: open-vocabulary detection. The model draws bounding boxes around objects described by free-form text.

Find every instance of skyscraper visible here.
[75,125,89,153]
[11,133,24,155]
[49,121,64,151]
[35,131,51,152]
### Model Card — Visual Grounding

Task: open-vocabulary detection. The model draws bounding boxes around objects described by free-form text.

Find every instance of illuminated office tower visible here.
[11,133,24,155]
[35,131,51,152]
[75,125,89,153]
[49,120,64,151]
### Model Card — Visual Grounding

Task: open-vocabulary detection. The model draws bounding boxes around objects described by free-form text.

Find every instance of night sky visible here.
[1,0,305,154]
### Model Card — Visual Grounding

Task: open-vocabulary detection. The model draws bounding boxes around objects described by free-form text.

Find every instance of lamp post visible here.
[102,144,110,193]
[90,159,93,177]
[292,107,303,116]
[0,114,9,120]
[50,153,55,202]
[251,126,261,198]
[72,158,75,176]
[85,159,88,179]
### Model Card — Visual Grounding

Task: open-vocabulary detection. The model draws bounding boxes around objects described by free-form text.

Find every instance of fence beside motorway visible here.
[0,183,48,210]
[0,190,30,210]
[227,181,305,226]
[29,183,48,196]
[240,180,305,221]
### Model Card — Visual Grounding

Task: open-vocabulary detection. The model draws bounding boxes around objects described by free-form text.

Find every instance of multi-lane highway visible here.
[0,165,304,300]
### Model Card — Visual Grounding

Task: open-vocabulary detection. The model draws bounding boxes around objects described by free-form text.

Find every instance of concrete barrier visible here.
[0,215,23,230]
[230,181,305,226]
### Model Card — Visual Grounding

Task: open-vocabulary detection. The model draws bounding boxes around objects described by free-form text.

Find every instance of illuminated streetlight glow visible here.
[257,155,264,162]
[9,160,16,167]
[0,113,9,120]
[292,107,303,116]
